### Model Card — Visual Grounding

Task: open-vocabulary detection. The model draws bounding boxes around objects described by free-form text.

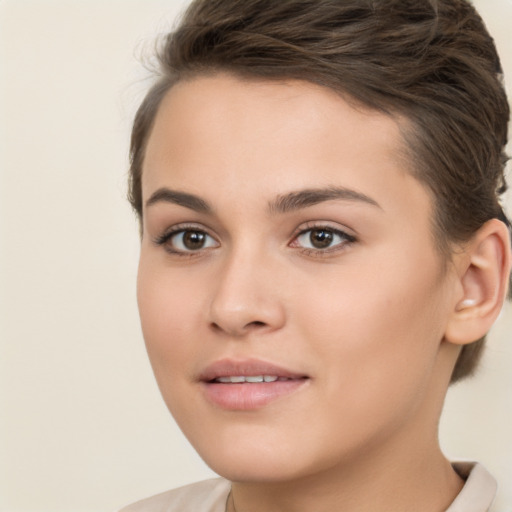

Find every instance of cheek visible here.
[136,255,202,375]
[296,260,443,348]
[293,253,448,409]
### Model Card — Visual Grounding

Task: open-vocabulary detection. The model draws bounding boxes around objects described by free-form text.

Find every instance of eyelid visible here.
[152,223,220,255]
[289,221,357,253]
[290,220,356,239]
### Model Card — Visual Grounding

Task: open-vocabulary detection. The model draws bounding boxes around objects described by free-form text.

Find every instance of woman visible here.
[121,0,511,510]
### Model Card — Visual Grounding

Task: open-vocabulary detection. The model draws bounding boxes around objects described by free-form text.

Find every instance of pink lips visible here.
[199,359,309,410]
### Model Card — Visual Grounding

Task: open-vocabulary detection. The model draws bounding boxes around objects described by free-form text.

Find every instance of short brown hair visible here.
[129,0,510,383]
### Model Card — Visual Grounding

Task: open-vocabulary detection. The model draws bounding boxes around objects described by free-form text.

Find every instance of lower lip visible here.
[202,379,308,410]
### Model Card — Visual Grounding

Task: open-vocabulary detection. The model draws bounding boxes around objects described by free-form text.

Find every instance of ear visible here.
[445,218,511,345]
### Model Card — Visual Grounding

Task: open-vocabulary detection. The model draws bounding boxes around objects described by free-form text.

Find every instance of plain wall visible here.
[0,1,511,511]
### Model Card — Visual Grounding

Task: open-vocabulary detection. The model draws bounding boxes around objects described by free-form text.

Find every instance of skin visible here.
[137,74,482,511]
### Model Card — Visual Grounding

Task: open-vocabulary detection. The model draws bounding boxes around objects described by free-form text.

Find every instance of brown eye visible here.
[182,230,207,250]
[293,226,355,252]
[165,229,218,253]
[309,229,334,249]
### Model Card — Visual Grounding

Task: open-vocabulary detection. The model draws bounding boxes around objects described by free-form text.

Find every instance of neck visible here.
[228,436,463,512]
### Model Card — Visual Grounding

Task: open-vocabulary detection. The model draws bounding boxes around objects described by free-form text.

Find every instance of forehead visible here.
[142,73,431,225]
[145,74,407,172]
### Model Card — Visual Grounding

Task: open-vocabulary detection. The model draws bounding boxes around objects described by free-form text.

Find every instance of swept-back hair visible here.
[129,0,510,382]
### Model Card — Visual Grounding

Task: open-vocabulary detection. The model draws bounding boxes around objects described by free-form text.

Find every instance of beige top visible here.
[119,462,497,512]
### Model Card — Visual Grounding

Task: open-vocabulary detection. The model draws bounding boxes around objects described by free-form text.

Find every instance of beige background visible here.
[0,1,511,511]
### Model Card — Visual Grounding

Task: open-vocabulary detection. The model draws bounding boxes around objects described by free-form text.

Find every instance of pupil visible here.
[183,231,205,250]
[310,229,333,249]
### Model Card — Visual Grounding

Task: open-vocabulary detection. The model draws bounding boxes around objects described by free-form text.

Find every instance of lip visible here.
[199,358,309,410]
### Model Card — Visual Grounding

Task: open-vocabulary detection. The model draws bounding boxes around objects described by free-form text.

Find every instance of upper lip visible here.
[198,358,308,382]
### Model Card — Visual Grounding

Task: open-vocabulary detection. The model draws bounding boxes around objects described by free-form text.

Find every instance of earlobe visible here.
[445,219,511,346]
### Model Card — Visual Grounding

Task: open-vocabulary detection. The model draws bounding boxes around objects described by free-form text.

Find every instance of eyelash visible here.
[153,224,219,257]
[153,223,356,257]
[290,223,356,256]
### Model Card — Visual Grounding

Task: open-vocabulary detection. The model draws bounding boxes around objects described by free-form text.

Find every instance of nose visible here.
[208,249,286,337]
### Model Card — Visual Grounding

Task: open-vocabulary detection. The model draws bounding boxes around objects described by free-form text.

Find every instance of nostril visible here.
[248,321,266,328]
[209,319,268,336]
[210,322,223,332]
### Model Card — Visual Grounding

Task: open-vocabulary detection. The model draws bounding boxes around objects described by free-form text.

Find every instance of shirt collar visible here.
[445,462,497,512]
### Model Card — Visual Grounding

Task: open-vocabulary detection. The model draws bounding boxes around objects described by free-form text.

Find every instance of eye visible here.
[291,226,355,251]
[155,227,219,254]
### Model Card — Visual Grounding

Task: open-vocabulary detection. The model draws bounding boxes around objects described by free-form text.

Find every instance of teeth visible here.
[216,376,245,383]
[245,376,264,383]
[215,375,281,383]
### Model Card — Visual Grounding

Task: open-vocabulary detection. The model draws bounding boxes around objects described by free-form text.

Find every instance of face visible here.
[138,74,458,483]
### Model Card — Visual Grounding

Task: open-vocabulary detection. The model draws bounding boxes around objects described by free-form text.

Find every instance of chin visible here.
[194,439,291,482]
[205,455,311,484]
[189,427,348,485]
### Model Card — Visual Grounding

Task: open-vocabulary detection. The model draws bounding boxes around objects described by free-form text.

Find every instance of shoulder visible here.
[118,478,231,512]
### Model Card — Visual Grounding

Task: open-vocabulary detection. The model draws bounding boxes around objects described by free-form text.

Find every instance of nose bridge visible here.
[208,240,285,336]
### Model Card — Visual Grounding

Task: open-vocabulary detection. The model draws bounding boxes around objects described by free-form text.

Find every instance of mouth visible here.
[199,359,309,410]
[212,375,295,383]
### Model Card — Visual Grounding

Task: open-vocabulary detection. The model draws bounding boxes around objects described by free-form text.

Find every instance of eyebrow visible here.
[145,185,381,215]
[145,188,212,213]
[268,186,381,214]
